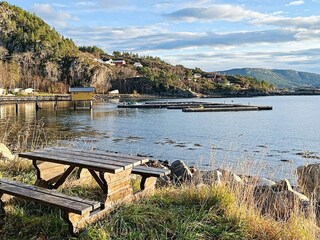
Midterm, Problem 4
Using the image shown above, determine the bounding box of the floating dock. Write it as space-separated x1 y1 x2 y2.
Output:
117 101 273 112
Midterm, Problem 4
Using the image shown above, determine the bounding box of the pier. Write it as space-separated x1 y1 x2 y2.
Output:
0 95 71 113
117 101 273 112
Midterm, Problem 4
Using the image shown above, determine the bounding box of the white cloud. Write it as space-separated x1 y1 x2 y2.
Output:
74 1 96 7
165 5 264 22
252 15 320 28
285 1 305 6
64 24 301 52
165 4 320 29
32 4 78 27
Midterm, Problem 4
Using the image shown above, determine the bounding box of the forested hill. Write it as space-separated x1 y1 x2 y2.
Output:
219 68 320 89
0 2 275 96
0 2 111 93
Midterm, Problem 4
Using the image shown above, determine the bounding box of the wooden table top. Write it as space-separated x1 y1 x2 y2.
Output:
18 147 149 174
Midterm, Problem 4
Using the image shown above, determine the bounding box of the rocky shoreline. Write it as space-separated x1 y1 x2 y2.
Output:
146 159 320 221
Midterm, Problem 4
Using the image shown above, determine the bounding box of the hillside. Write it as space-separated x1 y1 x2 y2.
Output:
219 68 320 88
0 2 275 96
0 2 112 93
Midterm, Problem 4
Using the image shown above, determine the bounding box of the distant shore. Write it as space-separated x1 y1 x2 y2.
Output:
0 90 319 104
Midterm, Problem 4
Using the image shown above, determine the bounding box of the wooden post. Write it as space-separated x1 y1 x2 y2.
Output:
35 96 40 111
15 99 18 114
73 101 77 110
90 100 93 109
54 96 58 111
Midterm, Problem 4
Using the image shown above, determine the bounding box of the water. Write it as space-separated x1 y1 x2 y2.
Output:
1 96 319 179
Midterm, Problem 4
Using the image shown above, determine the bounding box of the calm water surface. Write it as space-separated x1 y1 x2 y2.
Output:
1 96 319 179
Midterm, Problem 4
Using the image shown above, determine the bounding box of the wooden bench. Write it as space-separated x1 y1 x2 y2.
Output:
132 166 171 192
0 179 102 233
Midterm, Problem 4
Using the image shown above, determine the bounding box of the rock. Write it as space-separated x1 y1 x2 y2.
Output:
170 160 193 183
147 160 165 168
218 169 243 185
0 143 15 161
253 178 276 194
256 178 276 187
201 169 222 185
255 179 310 220
296 164 320 201
239 175 259 184
271 179 292 192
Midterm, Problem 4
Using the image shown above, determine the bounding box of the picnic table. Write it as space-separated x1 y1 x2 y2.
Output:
18 147 149 204
1 147 170 233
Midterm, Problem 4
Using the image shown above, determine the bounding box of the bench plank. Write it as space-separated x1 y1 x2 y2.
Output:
132 166 171 177
0 179 100 215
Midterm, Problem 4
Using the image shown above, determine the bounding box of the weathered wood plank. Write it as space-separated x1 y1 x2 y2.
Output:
0 180 100 214
18 152 123 173
53 147 149 163
35 149 137 169
132 166 171 177
0 179 100 209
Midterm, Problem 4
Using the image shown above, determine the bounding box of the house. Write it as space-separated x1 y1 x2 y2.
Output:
193 73 202 79
113 60 126 66
94 58 115 66
69 87 95 101
133 62 143 68
104 59 115 65
0 88 6 95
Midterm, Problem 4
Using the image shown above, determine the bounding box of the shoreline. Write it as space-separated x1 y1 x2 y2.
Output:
0 91 319 103
97 91 320 101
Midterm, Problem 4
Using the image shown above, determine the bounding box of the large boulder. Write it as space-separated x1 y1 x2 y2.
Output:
296 164 320 201
170 160 193 183
255 179 310 220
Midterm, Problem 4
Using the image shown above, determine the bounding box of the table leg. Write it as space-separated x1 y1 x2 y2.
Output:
50 166 76 189
32 160 74 189
33 160 66 187
88 170 108 194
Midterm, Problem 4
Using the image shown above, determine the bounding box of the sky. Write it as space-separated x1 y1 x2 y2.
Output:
5 0 320 73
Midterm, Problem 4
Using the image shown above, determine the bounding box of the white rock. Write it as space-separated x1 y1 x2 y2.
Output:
0 143 15 161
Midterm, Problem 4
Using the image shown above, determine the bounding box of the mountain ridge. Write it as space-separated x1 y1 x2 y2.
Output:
219 68 320 88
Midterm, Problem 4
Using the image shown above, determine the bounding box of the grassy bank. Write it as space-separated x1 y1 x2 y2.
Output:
0 158 319 240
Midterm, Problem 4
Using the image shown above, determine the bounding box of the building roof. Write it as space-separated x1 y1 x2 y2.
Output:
69 87 95 93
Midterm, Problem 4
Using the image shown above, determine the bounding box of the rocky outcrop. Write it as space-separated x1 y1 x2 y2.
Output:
254 179 309 220
296 164 320 201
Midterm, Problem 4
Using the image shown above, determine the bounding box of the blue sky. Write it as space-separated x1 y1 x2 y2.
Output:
6 0 320 73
